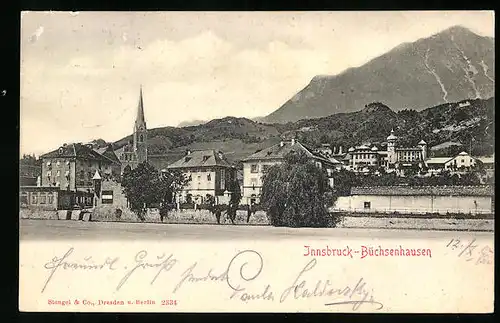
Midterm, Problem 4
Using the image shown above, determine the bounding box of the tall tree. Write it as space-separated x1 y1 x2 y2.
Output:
121 162 187 221
260 150 338 228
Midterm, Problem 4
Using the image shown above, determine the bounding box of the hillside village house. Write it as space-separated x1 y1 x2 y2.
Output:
347 145 387 172
476 154 495 171
167 149 237 205
425 151 478 174
241 139 337 205
344 130 427 174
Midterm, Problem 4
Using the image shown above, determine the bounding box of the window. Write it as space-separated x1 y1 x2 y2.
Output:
47 193 53 204
207 173 211 181
31 193 38 204
220 169 226 189
139 134 143 142
56 161 61 167
261 165 269 173
250 178 257 189
197 175 201 182
56 170 60 177
364 201 371 209
46 171 51 178
39 193 46 204
250 164 258 173
65 170 70 177
20 192 28 205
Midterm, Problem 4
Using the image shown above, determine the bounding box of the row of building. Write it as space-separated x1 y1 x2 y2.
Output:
316 130 494 175
20 87 495 211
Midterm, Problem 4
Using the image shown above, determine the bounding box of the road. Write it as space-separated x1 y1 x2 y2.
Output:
19 219 494 241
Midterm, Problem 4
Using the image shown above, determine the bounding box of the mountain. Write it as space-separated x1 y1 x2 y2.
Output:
177 119 209 127
103 98 494 166
262 25 495 124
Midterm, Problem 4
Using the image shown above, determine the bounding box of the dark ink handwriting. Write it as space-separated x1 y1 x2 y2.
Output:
116 250 177 291
42 247 119 293
225 249 274 302
173 262 227 293
280 259 383 311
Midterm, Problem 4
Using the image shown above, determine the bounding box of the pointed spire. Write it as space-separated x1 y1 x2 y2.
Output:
136 85 146 127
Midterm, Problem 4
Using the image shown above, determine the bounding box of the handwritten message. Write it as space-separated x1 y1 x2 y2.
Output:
41 248 383 311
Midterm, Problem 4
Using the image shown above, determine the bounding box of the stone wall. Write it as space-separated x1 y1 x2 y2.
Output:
334 194 493 215
19 207 87 220
351 185 494 197
337 216 494 231
91 208 269 225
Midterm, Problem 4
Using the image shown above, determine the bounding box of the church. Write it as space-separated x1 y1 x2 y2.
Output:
114 86 148 173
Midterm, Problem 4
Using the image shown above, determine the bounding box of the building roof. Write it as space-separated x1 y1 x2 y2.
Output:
387 129 397 141
167 150 234 169
241 140 332 165
395 147 422 151
351 185 494 197
41 143 111 163
425 157 453 164
476 156 495 164
328 157 342 164
418 140 427 145
148 152 187 170
430 141 463 151
458 151 469 156
371 146 379 151
94 146 121 165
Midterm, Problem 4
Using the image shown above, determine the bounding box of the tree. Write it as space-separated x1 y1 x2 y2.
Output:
158 169 189 221
260 150 338 228
226 179 242 223
121 162 187 221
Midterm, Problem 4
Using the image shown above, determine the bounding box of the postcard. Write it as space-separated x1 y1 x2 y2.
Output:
19 11 494 313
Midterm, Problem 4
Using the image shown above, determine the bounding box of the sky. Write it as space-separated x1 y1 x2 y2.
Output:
20 11 494 156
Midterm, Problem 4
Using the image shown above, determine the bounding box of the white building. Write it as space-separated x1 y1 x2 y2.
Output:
241 139 337 205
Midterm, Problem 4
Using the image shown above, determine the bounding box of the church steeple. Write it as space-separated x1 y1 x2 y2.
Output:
135 85 146 129
132 85 148 163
